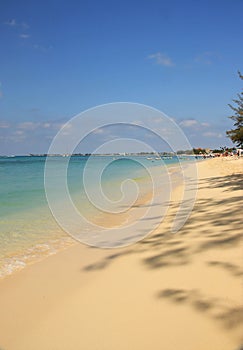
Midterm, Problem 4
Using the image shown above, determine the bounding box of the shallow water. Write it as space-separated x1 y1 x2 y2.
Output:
0 155 194 278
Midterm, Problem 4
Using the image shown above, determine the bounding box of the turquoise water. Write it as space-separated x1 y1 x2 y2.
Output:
0 155 192 278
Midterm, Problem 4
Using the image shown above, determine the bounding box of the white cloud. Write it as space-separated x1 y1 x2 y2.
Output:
132 120 145 127
60 122 73 135
18 122 40 130
43 123 51 128
0 121 10 128
157 127 174 136
4 19 17 26
16 121 61 133
151 117 164 124
4 20 31 47
21 22 29 30
33 44 53 52
201 122 210 127
203 131 223 138
4 19 30 30
15 130 25 135
61 123 72 130
19 34 30 39
179 119 211 129
148 52 174 67
92 128 105 135
179 119 198 127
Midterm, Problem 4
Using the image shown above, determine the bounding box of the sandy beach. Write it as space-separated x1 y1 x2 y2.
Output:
0 157 242 350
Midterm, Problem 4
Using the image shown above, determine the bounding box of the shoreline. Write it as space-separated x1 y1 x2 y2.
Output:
0 160 189 279
0 157 242 349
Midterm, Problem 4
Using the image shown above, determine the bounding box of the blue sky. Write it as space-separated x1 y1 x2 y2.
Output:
0 0 242 154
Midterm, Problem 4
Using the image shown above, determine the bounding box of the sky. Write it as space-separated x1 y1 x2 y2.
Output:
0 0 243 154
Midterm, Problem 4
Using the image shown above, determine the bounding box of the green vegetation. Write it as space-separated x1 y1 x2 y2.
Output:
192 148 207 155
226 71 243 147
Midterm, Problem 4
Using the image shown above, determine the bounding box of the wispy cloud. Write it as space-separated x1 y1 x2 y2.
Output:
4 19 29 29
4 19 54 53
18 121 58 130
43 123 51 128
21 22 29 30
195 51 220 65
179 119 198 128
18 122 40 130
33 44 53 52
179 119 211 129
59 122 73 136
201 122 210 127
148 52 174 67
4 19 31 44
0 121 10 128
92 128 105 135
4 19 17 27
14 130 25 136
19 33 30 39
203 131 223 138
178 118 227 147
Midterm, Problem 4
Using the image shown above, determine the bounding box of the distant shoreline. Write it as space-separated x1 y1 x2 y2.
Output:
1 153 207 158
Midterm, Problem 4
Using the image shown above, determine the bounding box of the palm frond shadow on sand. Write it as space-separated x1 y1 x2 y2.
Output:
156 287 243 330
82 172 243 333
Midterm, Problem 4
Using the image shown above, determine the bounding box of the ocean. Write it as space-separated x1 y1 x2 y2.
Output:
0 154 195 278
